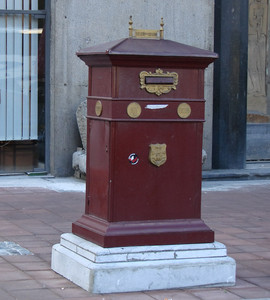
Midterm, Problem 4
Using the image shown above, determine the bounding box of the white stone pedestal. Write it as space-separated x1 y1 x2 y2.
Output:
51 233 236 294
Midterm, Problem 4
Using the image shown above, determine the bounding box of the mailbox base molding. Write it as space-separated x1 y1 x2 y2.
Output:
51 233 236 294
72 215 214 247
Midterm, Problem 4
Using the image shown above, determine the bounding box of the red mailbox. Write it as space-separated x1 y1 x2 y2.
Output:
73 22 218 248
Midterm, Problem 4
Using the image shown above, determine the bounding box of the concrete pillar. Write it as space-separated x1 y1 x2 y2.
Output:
213 0 248 169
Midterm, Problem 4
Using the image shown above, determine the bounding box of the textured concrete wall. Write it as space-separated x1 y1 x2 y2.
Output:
50 0 215 176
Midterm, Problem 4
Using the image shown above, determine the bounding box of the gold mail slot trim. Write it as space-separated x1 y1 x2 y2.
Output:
140 69 178 96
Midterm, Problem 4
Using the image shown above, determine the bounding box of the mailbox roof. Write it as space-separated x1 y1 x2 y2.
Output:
77 38 217 59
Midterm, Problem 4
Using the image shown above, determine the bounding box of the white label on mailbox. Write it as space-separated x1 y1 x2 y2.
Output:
145 104 168 110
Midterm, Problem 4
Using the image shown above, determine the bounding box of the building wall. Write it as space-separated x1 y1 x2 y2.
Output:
50 0 215 176
247 0 269 118
246 0 270 161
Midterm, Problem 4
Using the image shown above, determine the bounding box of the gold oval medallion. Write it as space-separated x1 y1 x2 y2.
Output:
95 100 103 117
177 103 191 119
127 102 142 119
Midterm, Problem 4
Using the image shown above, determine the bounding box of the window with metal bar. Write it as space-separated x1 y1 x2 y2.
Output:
0 0 45 141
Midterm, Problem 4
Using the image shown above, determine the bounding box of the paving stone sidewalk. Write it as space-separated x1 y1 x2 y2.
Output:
0 179 269 299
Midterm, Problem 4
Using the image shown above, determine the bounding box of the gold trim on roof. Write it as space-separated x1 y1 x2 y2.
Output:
129 16 164 40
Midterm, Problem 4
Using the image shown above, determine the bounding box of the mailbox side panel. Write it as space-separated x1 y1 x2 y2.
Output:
91 67 112 97
86 119 111 220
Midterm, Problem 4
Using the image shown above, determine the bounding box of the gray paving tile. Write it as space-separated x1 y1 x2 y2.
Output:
0 181 270 299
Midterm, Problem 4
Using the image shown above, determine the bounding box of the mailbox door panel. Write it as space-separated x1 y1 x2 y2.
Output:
112 121 202 222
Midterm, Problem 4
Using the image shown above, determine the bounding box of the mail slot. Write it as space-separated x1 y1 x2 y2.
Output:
72 22 218 248
145 76 174 84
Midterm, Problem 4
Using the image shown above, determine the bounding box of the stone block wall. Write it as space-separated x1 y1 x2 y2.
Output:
50 0 215 176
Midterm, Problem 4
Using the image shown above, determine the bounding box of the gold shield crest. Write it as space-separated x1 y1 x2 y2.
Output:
149 144 167 167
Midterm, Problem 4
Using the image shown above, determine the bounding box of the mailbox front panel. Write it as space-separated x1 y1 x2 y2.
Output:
116 67 204 99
